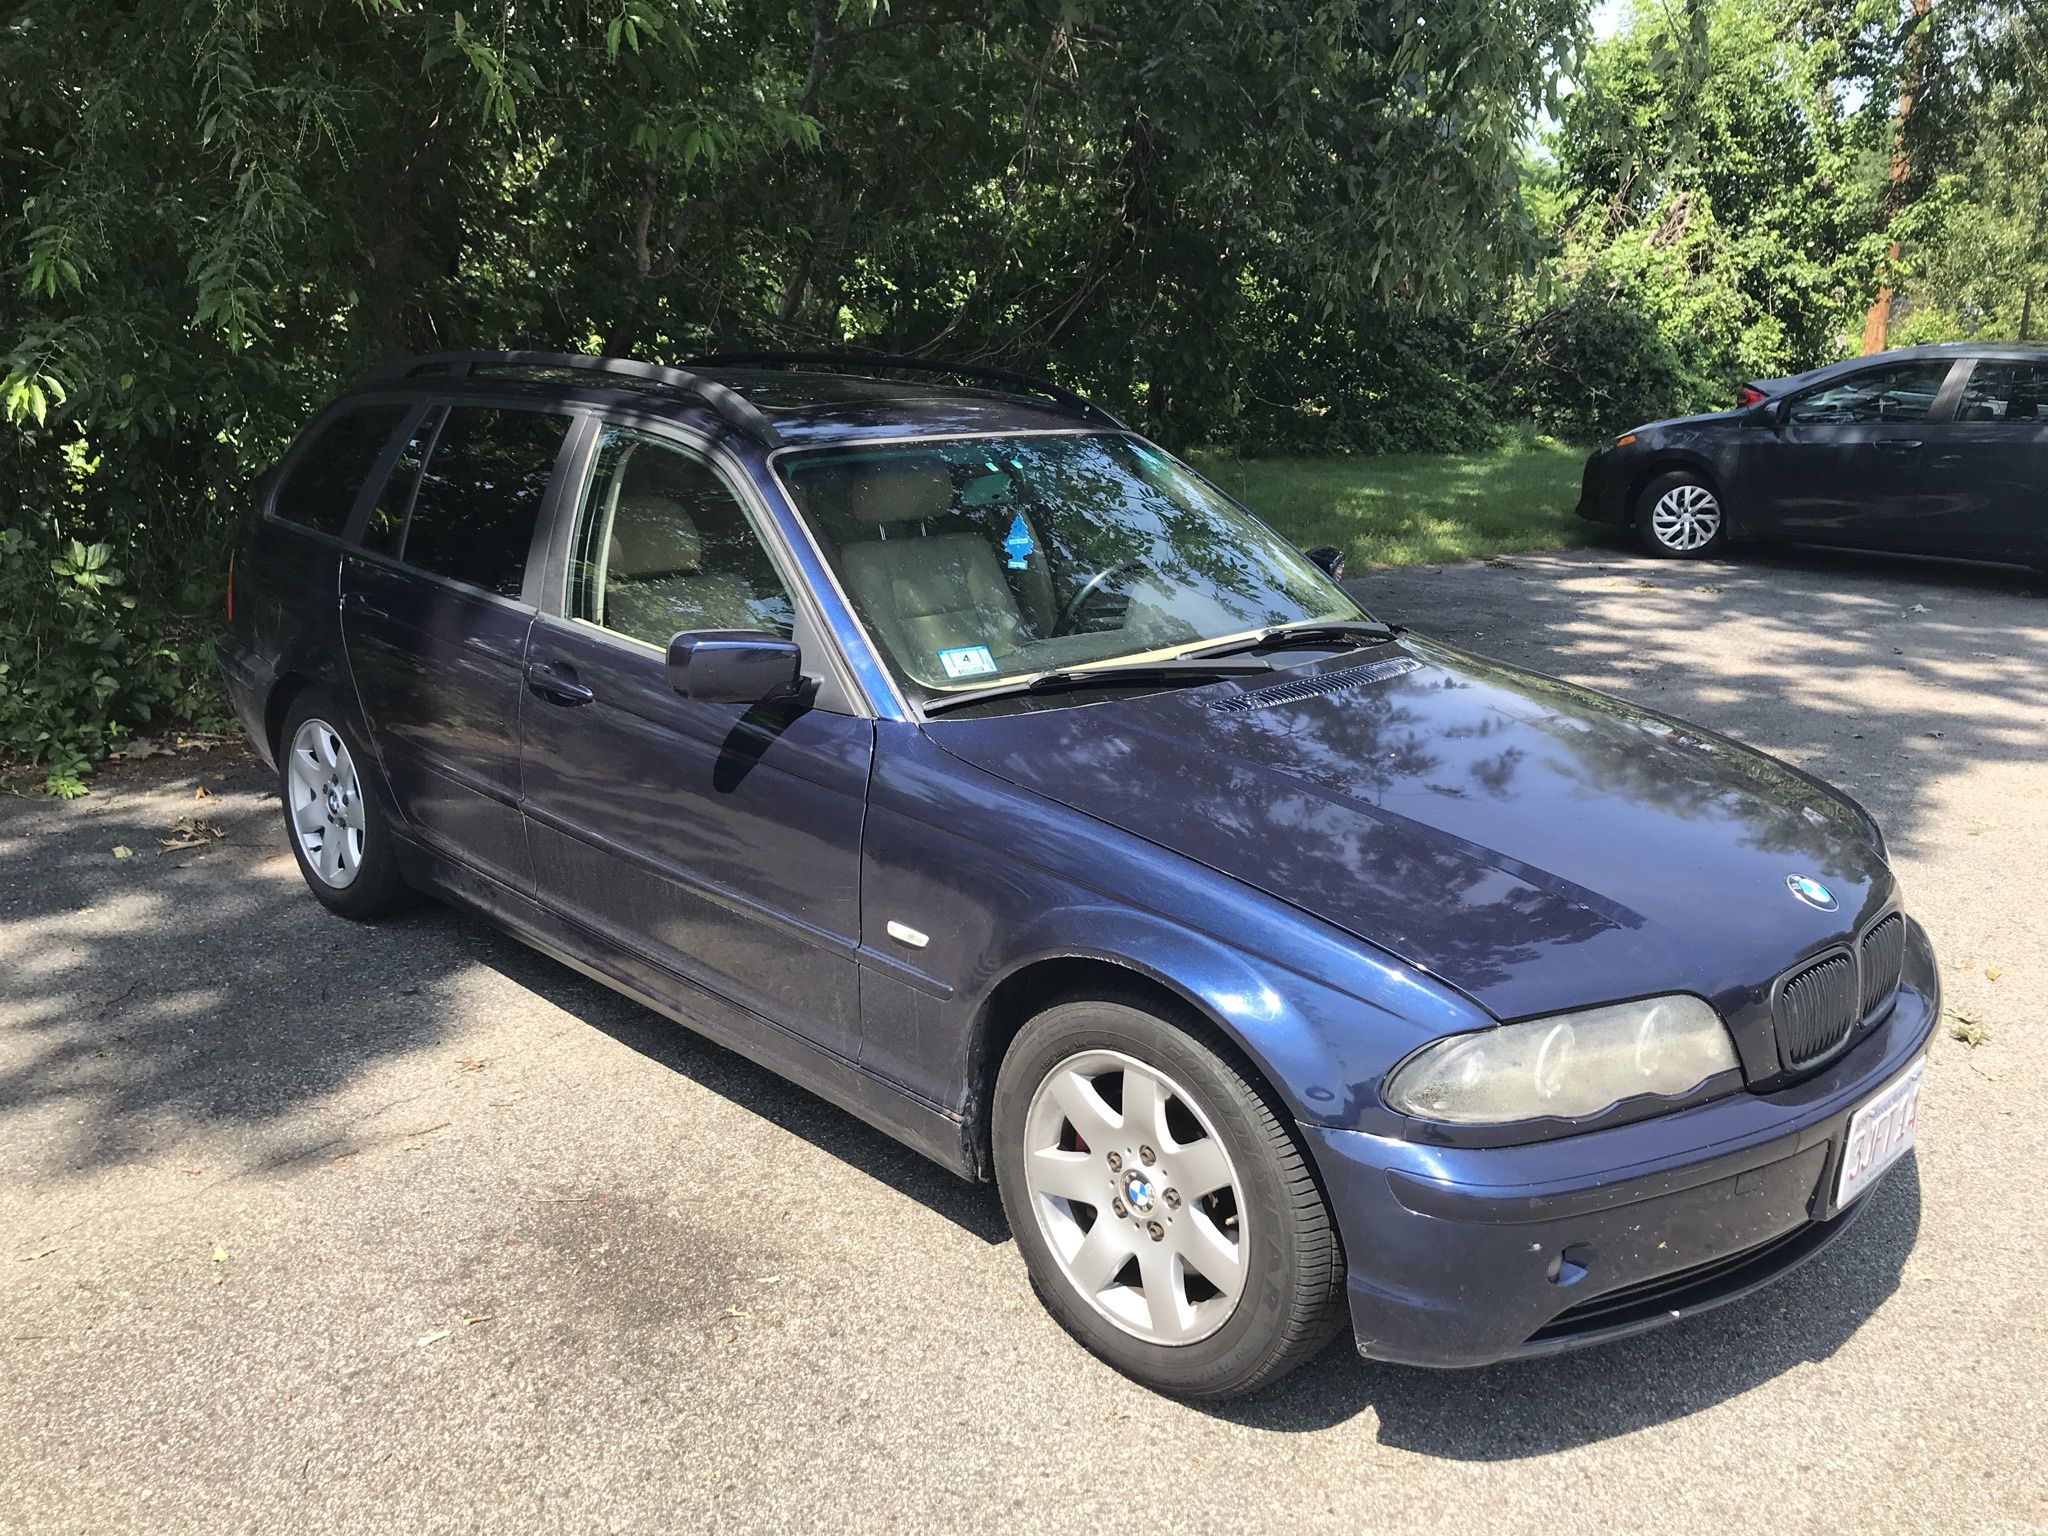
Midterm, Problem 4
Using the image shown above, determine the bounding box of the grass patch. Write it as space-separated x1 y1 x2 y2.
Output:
1194 435 1597 569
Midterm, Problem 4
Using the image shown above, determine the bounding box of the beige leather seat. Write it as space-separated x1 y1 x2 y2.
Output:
834 464 1025 678
602 492 762 642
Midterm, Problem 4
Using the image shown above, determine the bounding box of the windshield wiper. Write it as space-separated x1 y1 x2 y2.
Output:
921 657 1274 716
1177 619 1402 660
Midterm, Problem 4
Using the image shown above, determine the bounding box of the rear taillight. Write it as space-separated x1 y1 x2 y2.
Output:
226 550 235 622
1737 385 1766 407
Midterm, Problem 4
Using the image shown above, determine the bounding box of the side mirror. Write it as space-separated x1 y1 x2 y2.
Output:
666 630 803 704
1303 545 1348 581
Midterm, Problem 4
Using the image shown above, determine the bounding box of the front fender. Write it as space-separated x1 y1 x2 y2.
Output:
859 722 1491 1132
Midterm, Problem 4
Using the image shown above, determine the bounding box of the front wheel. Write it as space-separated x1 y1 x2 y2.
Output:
992 996 1346 1399
278 690 413 920
1635 471 1728 558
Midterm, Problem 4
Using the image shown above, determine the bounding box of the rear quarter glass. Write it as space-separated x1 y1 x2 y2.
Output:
274 405 410 536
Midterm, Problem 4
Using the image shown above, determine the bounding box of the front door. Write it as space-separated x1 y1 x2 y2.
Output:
519 425 872 1056
1743 359 1960 548
340 402 579 892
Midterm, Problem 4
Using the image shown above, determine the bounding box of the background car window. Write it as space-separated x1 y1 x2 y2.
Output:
400 407 569 597
1786 362 1953 425
361 409 440 556
568 430 795 647
1955 362 2048 424
273 405 406 536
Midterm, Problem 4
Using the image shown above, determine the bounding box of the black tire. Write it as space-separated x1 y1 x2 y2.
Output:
992 994 1346 1399
276 689 414 920
1634 469 1728 558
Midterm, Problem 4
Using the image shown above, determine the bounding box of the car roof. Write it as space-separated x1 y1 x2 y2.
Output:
337 352 1116 450
1753 341 2048 393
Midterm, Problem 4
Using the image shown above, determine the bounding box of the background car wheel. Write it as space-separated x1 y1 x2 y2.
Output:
992 994 1346 1399
1635 471 1728 558
278 690 413 920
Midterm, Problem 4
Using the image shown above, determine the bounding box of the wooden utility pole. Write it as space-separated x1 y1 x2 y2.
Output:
1863 0 1934 354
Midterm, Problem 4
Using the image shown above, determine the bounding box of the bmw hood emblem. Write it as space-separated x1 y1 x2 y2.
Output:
1785 874 1838 912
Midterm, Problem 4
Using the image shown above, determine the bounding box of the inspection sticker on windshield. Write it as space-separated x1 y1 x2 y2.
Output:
937 645 999 679
1833 1057 1923 1211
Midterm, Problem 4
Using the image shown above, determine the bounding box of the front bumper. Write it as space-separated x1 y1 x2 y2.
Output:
1574 445 1631 526
1304 919 1938 1368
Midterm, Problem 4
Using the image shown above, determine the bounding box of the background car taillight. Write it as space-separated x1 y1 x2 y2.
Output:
1736 385 1766 407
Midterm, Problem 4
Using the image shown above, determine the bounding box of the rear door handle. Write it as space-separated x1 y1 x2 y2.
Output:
1876 439 1923 451
526 662 594 706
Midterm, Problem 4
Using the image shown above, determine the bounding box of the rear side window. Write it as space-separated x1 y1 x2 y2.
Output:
1956 362 2048 424
273 405 407 536
1787 362 1953 426
400 407 570 598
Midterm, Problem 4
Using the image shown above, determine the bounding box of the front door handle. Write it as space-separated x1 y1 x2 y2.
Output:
526 662 594 706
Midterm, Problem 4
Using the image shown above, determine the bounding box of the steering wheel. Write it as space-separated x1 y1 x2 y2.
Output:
1054 560 1147 636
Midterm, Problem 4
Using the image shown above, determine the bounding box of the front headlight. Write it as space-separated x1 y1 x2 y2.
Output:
1383 995 1738 1125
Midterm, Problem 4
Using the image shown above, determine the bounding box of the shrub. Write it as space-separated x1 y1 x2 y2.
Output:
1485 286 1686 440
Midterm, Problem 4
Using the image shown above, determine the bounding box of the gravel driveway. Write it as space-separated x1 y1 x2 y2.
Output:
2 545 2042 1534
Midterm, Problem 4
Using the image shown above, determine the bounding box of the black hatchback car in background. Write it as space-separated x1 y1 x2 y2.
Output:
1579 342 2048 567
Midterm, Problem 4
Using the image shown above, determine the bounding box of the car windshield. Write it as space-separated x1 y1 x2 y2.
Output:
776 433 1362 694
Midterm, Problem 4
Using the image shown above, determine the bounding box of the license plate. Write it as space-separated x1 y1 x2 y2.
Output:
1833 1058 1924 1211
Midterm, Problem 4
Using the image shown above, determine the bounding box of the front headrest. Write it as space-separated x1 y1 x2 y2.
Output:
846 464 955 527
610 492 700 576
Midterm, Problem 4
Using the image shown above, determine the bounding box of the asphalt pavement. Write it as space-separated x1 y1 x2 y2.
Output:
2 543 2042 1533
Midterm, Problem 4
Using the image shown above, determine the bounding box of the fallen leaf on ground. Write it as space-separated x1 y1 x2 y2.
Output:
1924 731 1944 739
159 816 225 851
417 1328 454 1348
1985 966 2002 981
211 1244 229 1263
1908 603 1930 613
193 785 214 799
1693 583 1723 593
722 1305 749 1319
111 846 133 859
457 1057 489 1072
464 1314 495 1326
1945 1011 1990 1047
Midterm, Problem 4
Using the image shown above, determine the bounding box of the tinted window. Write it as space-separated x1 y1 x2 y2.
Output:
402 407 569 597
274 406 406 536
1787 362 1953 426
1955 362 2048 424
362 409 438 556
568 429 795 647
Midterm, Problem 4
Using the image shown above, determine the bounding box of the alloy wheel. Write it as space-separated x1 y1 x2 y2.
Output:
1020 1049 1247 1345
286 717 367 888
1649 482 1723 552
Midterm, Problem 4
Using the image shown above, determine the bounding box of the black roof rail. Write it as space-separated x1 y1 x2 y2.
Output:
362 350 785 448
684 350 1130 431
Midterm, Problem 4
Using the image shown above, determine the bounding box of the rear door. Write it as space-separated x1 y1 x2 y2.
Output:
340 402 583 893
519 422 872 1055
1744 359 1962 547
1913 359 2048 561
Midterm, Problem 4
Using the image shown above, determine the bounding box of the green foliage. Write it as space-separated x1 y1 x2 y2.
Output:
1488 285 1687 438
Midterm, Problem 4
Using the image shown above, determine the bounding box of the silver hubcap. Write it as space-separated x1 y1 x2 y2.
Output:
1650 483 1722 551
286 718 366 889
1021 1050 1247 1345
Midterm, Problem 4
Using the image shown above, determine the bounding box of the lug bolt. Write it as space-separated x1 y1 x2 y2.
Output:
1106 1151 1123 1171
1163 1188 1181 1209
1139 1145 1156 1166
1112 1198 1128 1218
1147 1221 1164 1242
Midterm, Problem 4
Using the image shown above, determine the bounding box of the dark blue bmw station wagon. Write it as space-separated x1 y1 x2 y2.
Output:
219 351 1936 1398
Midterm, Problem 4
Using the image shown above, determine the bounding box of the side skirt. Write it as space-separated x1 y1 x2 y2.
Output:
392 836 980 1178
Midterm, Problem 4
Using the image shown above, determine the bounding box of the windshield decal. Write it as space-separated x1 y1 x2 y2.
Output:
937 644 1000 679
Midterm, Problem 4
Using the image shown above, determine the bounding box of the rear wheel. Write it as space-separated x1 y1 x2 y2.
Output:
993 995 1346 1399
1635 470 1727 558
278 690 412 920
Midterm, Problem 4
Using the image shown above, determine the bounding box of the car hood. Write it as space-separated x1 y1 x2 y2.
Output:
924 639 1893 1021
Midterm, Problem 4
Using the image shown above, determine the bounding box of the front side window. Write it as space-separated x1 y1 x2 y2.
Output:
1787 362 1953 426
1955 362 2048 424
777 433 1359 692
274 405 407 536
400 407 569 598
568 429 795 648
